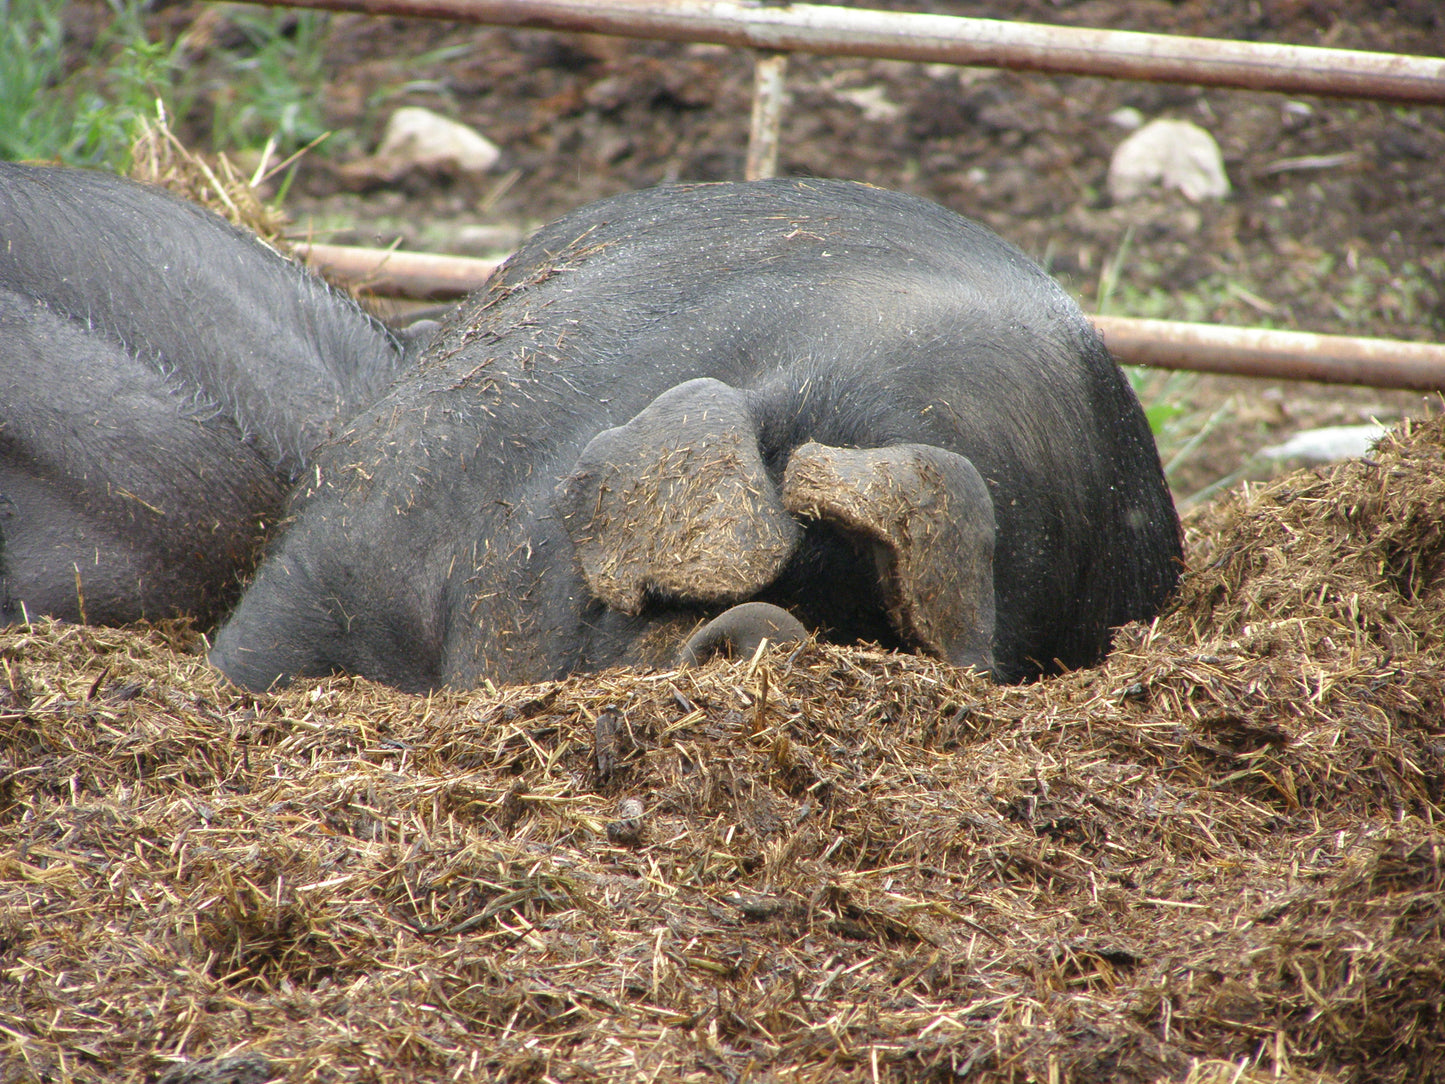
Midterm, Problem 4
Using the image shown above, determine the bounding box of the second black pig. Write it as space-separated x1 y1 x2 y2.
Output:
0 163 433 626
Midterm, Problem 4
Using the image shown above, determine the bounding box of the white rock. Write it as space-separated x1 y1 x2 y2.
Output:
376 106 500 173
1259 424 1389 464
1109 106 1144 130
835 85 903 123
1107 118 1230 202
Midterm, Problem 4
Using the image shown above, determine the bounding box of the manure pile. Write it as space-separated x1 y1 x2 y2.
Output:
2 420 1443 1084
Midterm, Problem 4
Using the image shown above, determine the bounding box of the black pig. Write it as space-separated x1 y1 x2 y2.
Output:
0 163 433 626
211 178 1181 691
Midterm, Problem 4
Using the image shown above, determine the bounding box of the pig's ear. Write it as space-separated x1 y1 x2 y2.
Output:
556 378 800 614
782 441 997 674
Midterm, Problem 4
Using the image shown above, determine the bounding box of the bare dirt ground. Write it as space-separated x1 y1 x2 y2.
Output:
3 4 1443 1083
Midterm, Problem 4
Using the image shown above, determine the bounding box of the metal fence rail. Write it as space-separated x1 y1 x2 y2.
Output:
265 0 1445 103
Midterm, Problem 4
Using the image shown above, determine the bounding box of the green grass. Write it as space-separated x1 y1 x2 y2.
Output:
204 6 331 156
0 0 179 167
1089 220 1445 498
0 0 331 171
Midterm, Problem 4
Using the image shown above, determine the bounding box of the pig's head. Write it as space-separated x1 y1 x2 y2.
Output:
555 378 998 674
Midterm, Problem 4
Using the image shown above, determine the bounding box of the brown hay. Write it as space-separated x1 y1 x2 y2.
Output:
2 418 1442 1084
128 108 292 250
1176 414 1445 665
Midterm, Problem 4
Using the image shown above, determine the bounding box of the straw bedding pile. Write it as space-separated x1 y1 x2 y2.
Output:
3 417 1442 1084
128 112 292 250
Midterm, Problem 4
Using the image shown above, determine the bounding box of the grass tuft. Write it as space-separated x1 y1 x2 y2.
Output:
0 0 331 170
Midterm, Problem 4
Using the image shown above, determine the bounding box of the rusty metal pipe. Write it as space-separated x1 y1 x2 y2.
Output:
1092 316 1445 393
296 242 502 299
298 242 1445 391
251 0 1445 103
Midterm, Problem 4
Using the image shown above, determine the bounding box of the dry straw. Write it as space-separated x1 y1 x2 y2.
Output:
128 106 294 250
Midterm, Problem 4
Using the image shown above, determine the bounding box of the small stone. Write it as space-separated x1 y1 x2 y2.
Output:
1107 118 1230 202
1109 106 1144 130
376 106 501 174
607 797 647 846
618 797 645 820
1259 424 1389 464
